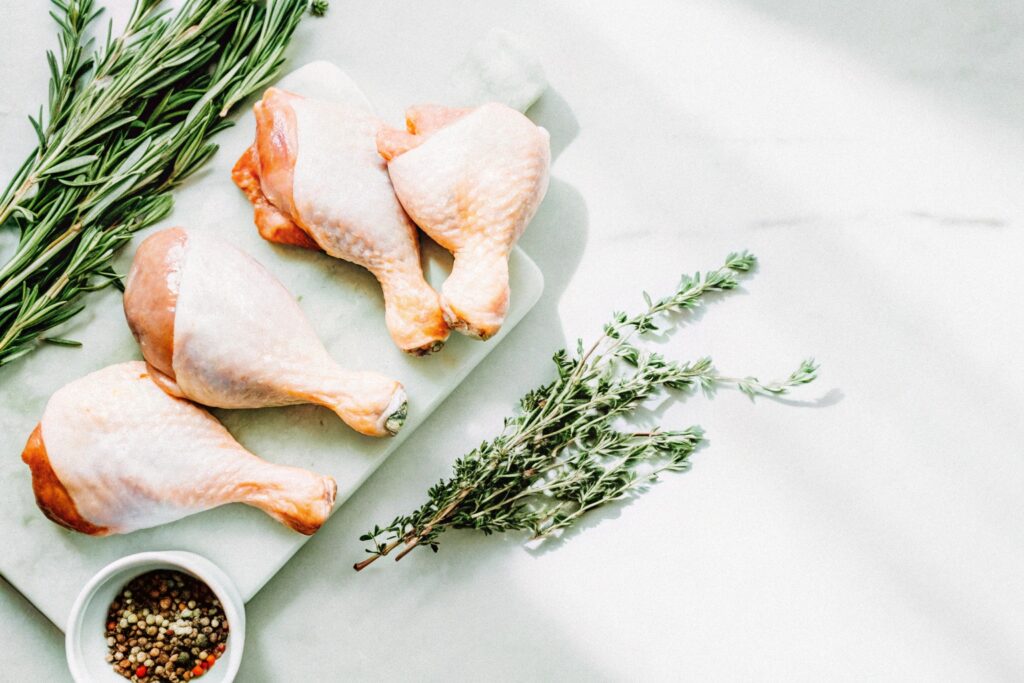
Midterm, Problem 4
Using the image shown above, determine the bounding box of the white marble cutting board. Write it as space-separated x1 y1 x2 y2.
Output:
0 61 543 628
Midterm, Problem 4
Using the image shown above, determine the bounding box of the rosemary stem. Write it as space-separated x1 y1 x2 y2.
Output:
0 223 82 298
0 177 38 227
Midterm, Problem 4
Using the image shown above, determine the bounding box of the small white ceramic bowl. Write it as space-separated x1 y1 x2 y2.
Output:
66 551 245 683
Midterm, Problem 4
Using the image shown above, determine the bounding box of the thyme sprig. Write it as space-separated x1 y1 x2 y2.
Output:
355 252 819 570
0 0 313 366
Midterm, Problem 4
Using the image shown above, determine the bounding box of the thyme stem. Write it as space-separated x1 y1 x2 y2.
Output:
355 252 820 570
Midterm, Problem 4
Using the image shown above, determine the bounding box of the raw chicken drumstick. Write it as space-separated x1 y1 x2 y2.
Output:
377 103 551 340
232 87 449 355
21 362 337 536
124 228 407 437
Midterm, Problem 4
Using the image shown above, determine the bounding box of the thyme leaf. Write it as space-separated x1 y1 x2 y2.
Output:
355 252 819 570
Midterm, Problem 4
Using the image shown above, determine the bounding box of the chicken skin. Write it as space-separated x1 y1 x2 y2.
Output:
123 228 407 437
377 103 550 340
21 362 337 536
232 87 449 355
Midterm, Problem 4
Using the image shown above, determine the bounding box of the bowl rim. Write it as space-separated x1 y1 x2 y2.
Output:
65 550 245 683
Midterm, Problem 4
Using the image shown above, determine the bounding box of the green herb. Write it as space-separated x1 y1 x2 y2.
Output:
310 0 330 17
0 0 313 366
355 252 818 570
41 336 83 347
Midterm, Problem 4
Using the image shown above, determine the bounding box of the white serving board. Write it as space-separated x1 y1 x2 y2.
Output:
0 62 543 628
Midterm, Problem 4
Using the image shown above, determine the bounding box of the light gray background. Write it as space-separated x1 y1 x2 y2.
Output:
2 0 1023 680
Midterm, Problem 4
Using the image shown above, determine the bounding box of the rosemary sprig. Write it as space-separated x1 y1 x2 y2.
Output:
0 0 314 366
355 252 818 570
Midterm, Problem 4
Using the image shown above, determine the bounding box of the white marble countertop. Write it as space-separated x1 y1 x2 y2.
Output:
3 1 1023 680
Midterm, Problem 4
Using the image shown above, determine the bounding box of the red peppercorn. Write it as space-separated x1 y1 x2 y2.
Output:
136 665 148 677
192 665 205 677
206 655 216 666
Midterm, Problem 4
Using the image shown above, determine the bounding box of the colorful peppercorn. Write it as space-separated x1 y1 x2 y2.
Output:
104 570 229 682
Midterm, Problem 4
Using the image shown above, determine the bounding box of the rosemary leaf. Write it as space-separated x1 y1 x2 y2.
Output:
41 336 83 347
0 0 314 366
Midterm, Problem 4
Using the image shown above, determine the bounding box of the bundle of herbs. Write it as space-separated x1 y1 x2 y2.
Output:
0 0 320 365
356 252 818 569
